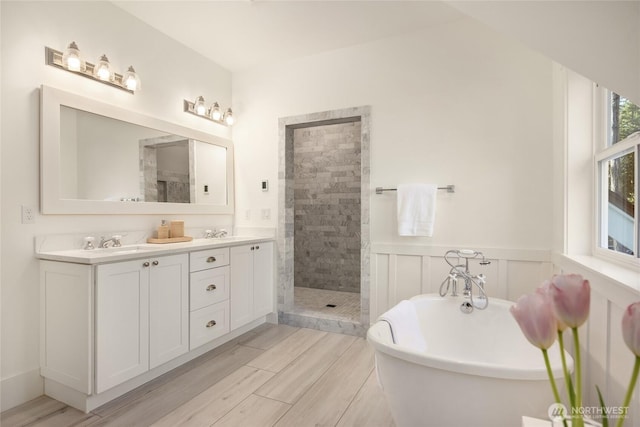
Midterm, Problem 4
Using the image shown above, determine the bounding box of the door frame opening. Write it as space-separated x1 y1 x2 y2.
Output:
277 106 371 333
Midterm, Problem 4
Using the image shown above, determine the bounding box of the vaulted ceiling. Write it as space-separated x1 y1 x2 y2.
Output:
113 1 466 72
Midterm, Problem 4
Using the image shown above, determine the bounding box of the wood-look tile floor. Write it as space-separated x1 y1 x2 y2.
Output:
1 324 395 427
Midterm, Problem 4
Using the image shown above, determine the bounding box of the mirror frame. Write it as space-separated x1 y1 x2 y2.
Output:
40 85 235 214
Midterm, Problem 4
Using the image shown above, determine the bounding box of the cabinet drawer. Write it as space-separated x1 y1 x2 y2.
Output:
190 266 229 311
190 247 229 272
189 301 229 350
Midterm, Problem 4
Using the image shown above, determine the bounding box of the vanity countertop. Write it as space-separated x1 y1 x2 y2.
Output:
36 236 274 265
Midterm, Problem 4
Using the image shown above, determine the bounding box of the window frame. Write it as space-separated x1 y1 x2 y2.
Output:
594 88 640 268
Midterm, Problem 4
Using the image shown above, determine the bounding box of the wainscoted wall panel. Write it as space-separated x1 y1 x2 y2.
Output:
552 255 640 425
505 260 555 301
393 255 422 302
370 244 553 320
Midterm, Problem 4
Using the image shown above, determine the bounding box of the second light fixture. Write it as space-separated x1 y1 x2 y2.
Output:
184 96 234 126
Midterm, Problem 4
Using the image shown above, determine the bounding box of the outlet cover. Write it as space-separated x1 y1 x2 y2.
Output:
21 205 35 224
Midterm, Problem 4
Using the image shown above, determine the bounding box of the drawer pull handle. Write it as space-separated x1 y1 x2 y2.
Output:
206 320 217 328
152 260 159 266
142 262 150 267
206 284 217 291
206 256 217 263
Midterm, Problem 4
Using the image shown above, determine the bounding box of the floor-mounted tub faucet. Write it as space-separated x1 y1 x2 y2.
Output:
439 249 491 311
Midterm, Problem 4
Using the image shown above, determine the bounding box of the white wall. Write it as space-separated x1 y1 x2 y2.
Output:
233 17 554 256
448 1 640 104
0 1 233 410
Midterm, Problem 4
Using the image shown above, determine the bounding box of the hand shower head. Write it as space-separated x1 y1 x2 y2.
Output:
458 249 477 258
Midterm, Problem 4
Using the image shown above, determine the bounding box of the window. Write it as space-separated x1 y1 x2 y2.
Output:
596 91 639 260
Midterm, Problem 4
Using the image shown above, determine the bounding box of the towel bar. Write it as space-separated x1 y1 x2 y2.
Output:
375 185 455 195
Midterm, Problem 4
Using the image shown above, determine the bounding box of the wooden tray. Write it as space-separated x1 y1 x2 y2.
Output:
146 236 193 244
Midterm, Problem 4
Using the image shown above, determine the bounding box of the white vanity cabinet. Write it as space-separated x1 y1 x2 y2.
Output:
230 242 274 330
38 237 274 412
95 253 188 393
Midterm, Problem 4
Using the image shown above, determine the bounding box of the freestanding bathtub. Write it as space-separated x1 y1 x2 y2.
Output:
367 294 572 427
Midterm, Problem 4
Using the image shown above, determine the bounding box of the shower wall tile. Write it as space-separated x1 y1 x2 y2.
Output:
293 122 361 293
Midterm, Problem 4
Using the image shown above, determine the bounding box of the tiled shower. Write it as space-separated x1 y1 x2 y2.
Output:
292 121 361 321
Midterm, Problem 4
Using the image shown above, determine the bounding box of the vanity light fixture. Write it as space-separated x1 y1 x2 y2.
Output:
122 66 141 92
45 42 140 94
61 41 84 72
223 108 234 126
209 102 222 121
194 96 207 115
183 96 235 126
94 54 113 81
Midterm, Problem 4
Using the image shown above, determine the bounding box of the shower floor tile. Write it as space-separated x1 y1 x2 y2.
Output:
293 287 360 322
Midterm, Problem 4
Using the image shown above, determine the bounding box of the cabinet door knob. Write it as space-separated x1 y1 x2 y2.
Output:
206 256 216 263
256 245 260 250
206 320 217 328
250 246 255 251
152 260 159 266
142 261 150 267
206 284 217 291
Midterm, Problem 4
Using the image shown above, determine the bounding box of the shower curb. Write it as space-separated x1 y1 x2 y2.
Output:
278 311 367 337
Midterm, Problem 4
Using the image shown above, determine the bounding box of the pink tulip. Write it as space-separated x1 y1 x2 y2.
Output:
510 292 558 349
537 281 568 331
622 302 640 356
549 274 590 329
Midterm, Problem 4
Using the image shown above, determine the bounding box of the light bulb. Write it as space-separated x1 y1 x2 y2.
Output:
223 108 234 126
62 41 83 71
209 102 222 121
194 96 206 115
122 66 140 91
94 54 112 81
66 56 81 71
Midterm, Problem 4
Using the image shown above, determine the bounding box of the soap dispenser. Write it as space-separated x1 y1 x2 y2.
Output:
157 220 169 239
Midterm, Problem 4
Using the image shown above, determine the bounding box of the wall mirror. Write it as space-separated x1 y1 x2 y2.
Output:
41 85 234 214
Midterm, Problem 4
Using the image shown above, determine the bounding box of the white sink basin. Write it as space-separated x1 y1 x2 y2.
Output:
91 245 159 254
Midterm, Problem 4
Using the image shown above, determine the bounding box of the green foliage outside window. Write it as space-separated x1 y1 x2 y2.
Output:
610 93 638 205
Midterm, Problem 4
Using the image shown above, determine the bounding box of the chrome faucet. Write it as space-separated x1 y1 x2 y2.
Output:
99 235 122 248
204 229 228 239
439 249 491 310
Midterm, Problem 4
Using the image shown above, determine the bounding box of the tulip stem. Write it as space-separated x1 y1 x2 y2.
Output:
558 330 576 408
616 356 640 427
543 348 568 427
572 327 584 427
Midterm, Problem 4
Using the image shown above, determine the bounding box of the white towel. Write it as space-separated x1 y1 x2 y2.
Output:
397 183 437 237
378 300 427 352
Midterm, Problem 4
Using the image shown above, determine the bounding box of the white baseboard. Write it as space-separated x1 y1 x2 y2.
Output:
1 368 44 412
